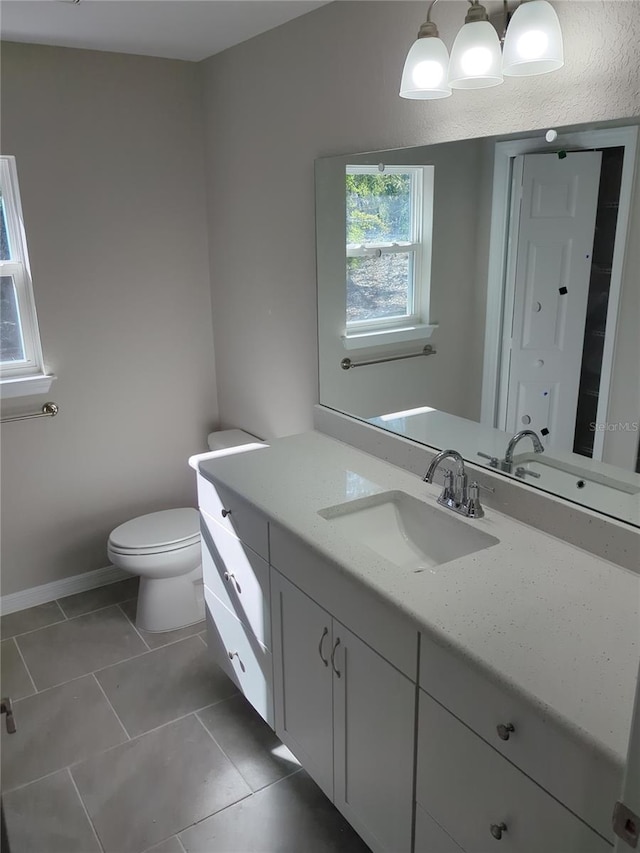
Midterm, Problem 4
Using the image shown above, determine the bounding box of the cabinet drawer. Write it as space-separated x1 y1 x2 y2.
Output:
414 804 463 853
270 524 418 680
419 634 620 841
204 586 274 727
197 474 269 561
417 690 610 853
201 512 271 648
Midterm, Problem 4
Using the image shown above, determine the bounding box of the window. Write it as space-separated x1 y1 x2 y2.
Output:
345 164 435 347
0 156 49 394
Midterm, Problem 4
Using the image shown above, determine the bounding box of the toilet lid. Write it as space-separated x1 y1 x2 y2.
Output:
109 508 200 551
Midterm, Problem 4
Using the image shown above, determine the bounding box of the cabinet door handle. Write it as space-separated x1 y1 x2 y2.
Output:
223 571 241 593
221 508 231 518
490 822 507 840
496 722 515 741
227 650 246 672
318 627 329 666
1 697 16 734
331 638 341 678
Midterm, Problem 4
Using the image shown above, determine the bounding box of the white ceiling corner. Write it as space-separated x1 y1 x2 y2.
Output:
0 0 332 62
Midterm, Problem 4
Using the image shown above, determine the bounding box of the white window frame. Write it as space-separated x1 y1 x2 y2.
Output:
343 164 436 349
0 156 52 396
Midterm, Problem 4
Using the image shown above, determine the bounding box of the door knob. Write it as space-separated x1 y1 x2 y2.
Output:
497 722 515 741
1 698 16 734
490 822 507 840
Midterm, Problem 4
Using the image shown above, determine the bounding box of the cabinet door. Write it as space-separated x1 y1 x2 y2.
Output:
417 690 611 853
271 571 334 800
333 622 415 853
201 512 271 648
204 586 273 726
414 804 463 853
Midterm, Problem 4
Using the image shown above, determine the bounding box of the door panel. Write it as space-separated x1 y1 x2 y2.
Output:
271 571 334 800
506 151 602 451
417 690 610 853
333 622 415 853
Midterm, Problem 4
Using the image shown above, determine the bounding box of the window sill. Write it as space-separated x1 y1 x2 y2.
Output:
342 324 438 351
0 373 56 399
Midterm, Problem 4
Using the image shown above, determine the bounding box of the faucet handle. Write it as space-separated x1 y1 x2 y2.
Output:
441 468 454 501
466 482 485 519
471 481 495 494
477 451 499 468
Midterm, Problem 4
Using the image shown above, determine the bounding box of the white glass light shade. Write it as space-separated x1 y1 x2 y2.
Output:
448 20 503 89
503 0 564 77
400 37 452 99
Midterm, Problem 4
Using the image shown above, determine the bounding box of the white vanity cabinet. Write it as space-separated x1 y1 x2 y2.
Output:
195 448 628 853
419 632 620 843
271 570 415 853
198 473 274 726
416 689 611 853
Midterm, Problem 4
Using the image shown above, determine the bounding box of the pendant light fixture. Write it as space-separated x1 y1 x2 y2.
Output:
502 0 564 76
399 0 451 99
399 0 564 100
448 1 503 89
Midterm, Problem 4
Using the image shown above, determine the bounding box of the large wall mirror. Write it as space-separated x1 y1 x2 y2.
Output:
316 118 640 527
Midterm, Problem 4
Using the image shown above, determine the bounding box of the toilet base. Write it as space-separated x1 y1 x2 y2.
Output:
136 566 204 632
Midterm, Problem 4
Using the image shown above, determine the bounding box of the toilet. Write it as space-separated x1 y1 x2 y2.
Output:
108 429 258 633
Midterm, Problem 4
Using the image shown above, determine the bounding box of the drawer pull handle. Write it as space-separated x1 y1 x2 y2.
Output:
221 508 231 518
318 627 329 666
331 638 341 678
228 650 245 672
497 723 515 741
223 571 242 593
490 822 507 840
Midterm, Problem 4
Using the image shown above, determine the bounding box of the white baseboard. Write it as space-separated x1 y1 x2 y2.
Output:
0 565 131 616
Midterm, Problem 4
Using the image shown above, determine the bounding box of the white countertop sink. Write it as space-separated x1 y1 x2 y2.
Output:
197 431 639 767
319 490 499 571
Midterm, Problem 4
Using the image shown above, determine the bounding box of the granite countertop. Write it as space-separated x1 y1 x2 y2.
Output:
197 430 640 768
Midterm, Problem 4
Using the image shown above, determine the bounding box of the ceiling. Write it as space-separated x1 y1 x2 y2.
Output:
0 0 331 62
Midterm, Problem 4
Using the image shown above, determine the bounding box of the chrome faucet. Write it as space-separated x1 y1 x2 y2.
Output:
503 429 544 473
423 449 485 519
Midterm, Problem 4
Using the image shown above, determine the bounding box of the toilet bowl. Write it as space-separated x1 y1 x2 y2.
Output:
108 508 203 633
108 429 259 633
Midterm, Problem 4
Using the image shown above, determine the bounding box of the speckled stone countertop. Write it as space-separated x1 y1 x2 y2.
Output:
197 431 640 767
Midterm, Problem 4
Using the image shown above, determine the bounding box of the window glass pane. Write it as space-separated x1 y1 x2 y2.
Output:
1 275 26 362
346 173 412 245
347 254 413 324
0 193 11 260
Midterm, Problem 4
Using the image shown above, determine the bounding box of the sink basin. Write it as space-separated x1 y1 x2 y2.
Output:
318 490 499 571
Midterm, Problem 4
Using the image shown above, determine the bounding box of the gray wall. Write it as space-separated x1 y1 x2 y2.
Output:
0 43 217 596
201 0 640 441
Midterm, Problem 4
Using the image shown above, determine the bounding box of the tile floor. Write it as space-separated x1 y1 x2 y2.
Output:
0 579 370 853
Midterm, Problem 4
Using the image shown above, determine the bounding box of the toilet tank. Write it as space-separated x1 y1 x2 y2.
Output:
207 429 259 451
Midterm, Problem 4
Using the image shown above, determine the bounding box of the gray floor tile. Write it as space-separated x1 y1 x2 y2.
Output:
143 836 185 853
96 635 237 737
1 675 128 791
16 605 148 690
0 638 36 700
0 601 66 639
58 577 139 618
72 714 251 853
120 597 205 649
2 769 101 853
179 769 371 853
198 694 299 791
